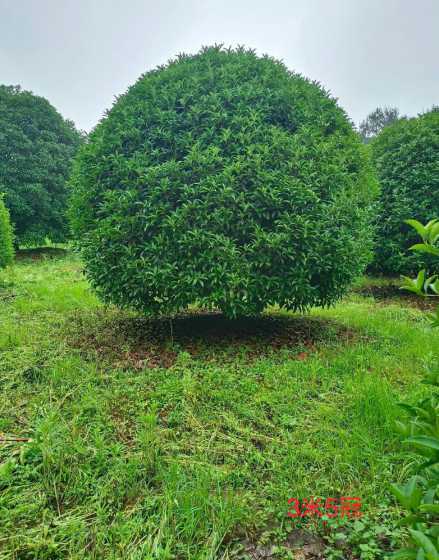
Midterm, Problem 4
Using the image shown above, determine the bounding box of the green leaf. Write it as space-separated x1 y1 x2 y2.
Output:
0 460 16 481
406 436 439 453
422 487 437 505
409 244 439 257
390 548 418 559
409 529 439 558
406 219 427 239
397 513 425 527
390 477 423 509
425 219 439 245
419 504 439 514
429 280 439 295
395 420 411 437
425 275 438 293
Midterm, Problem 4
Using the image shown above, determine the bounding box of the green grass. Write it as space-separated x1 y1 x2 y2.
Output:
0 253 438 559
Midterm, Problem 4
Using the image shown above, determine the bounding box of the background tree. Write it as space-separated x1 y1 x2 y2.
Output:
71 46 377 318
359 106 401 143
0 85 82 246
370 109 439 274
0 195 14 269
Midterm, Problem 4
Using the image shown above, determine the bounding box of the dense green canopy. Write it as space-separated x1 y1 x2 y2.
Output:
371 109 439 274
0 85 82 245
71 46 377 317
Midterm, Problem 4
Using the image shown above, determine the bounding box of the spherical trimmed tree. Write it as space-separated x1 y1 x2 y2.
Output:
371 109 439 275
0 85 82 246
70 46 377 318
0 195 14 269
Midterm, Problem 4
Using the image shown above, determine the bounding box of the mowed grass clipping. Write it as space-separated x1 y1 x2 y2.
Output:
0 253 438 559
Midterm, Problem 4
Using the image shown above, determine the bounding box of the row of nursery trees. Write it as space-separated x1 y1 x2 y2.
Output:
0 47 437 294
0 78 437 281
0 46 438 557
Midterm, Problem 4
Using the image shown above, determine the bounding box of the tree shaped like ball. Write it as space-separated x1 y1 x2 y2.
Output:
71 46 377 317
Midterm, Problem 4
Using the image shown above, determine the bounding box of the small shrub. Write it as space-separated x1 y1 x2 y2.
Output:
390 372 439 559
371 110 439 275
390 218 439 558
401 218 439 326
70 46 377 318
0 195 14 269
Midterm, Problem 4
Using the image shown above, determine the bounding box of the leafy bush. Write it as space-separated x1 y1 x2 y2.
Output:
371 110 439 275
0 85 82 245
401 219 439 327
391 218 439 558
0 195 14 269
390 372 439 559
70 46 377 318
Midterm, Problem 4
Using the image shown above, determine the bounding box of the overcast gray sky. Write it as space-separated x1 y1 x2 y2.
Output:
1 0 438 131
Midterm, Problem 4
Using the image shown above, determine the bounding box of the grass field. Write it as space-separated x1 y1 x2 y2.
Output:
1 251 438 559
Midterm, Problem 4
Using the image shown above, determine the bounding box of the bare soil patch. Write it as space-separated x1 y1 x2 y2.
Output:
16 247 68 260
66 309 360 369
354 282 436 310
